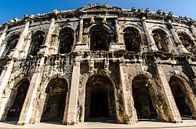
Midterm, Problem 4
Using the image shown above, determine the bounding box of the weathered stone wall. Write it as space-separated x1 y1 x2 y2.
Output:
0 4 195 126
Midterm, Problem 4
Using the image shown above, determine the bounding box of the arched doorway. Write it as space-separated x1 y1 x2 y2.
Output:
85 75 116 122
123 27 141 52
132 75 157 120
41 78 68 122
3 34 19 57
58 27 74 54
90 26 111 51
152 29 169 52
29 31 45 56
6 78 30 121
169 76 192 118
178 32 195 54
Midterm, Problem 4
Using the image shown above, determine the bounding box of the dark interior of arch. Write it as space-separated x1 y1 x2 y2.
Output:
90 26 110 51
58 28 74 54
90 86 109 118
152 29 169 52
29 31 45 56
85 75 116 122
132 75 157 120
124 27 141 52
41 78 68 122
178 32 195 53
4 34 19 56
169 76 192 117
7 79 30 121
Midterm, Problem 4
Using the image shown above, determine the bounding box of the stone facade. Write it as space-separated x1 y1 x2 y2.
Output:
0 4 196 125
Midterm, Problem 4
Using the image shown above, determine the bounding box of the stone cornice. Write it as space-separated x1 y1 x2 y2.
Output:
1 4 195 31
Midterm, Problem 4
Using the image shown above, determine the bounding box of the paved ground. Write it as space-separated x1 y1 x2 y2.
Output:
0 120 196 129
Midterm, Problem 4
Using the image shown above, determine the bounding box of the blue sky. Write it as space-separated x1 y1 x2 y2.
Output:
0 0 196 25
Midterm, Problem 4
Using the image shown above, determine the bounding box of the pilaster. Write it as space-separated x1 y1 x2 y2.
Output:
17 57 45 125
74 18 89 52
48 25 59 55
13 21 30 59
190 25 196 38
141 17 158 51
0 25 8 57
156 65 182 123
186 59 196 119
110 19 125 51
22 33 32 58
0 74 15 121
119 63 137 124
64 57 81 125
192 77 196 119
186 80 196 119
186 58 196 79
115 19 120 43
33 92 46 124
167 22 189 54
39 18 56 55
0 60 14 105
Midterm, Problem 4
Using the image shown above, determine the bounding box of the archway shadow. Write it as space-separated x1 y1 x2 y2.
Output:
181 115 193 120
85 75 117 124
40 78 68 124
86 117 116 123
0 121 17 125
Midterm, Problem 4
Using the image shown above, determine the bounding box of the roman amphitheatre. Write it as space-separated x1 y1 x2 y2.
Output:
0 4 196 128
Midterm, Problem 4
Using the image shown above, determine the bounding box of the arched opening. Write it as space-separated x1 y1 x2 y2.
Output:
132 75 157 120
29 31 45 56
41 78 68 122
85 75 116 122
152 29 169 52
123 27 141 52
6 78 30 121
178 32 195 53
4 34 19 56
90 26 110 51
58 27 74 54
169 76 192 118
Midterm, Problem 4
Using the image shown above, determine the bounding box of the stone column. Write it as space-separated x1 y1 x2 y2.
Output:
190 25 196 38
32 92 47 124
64 57 80 125
189 62 196 119
78 18 83 44
190 57 196 89
13 21 30 59
141 17 158 51
0 60 14 104
39 18 55 55
17 57 45 125
119 63 137 124
0 74 15 121
48 25 59 55
115 19 120 43
0 25 8 57
187 81 196 119
192 77 196 118
187 59 196 119
192 76 196 90
22 33 32 58
180 58 196 119
167 22 189 54
110 19 125 51
74 18 88 52
156 65 182 123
